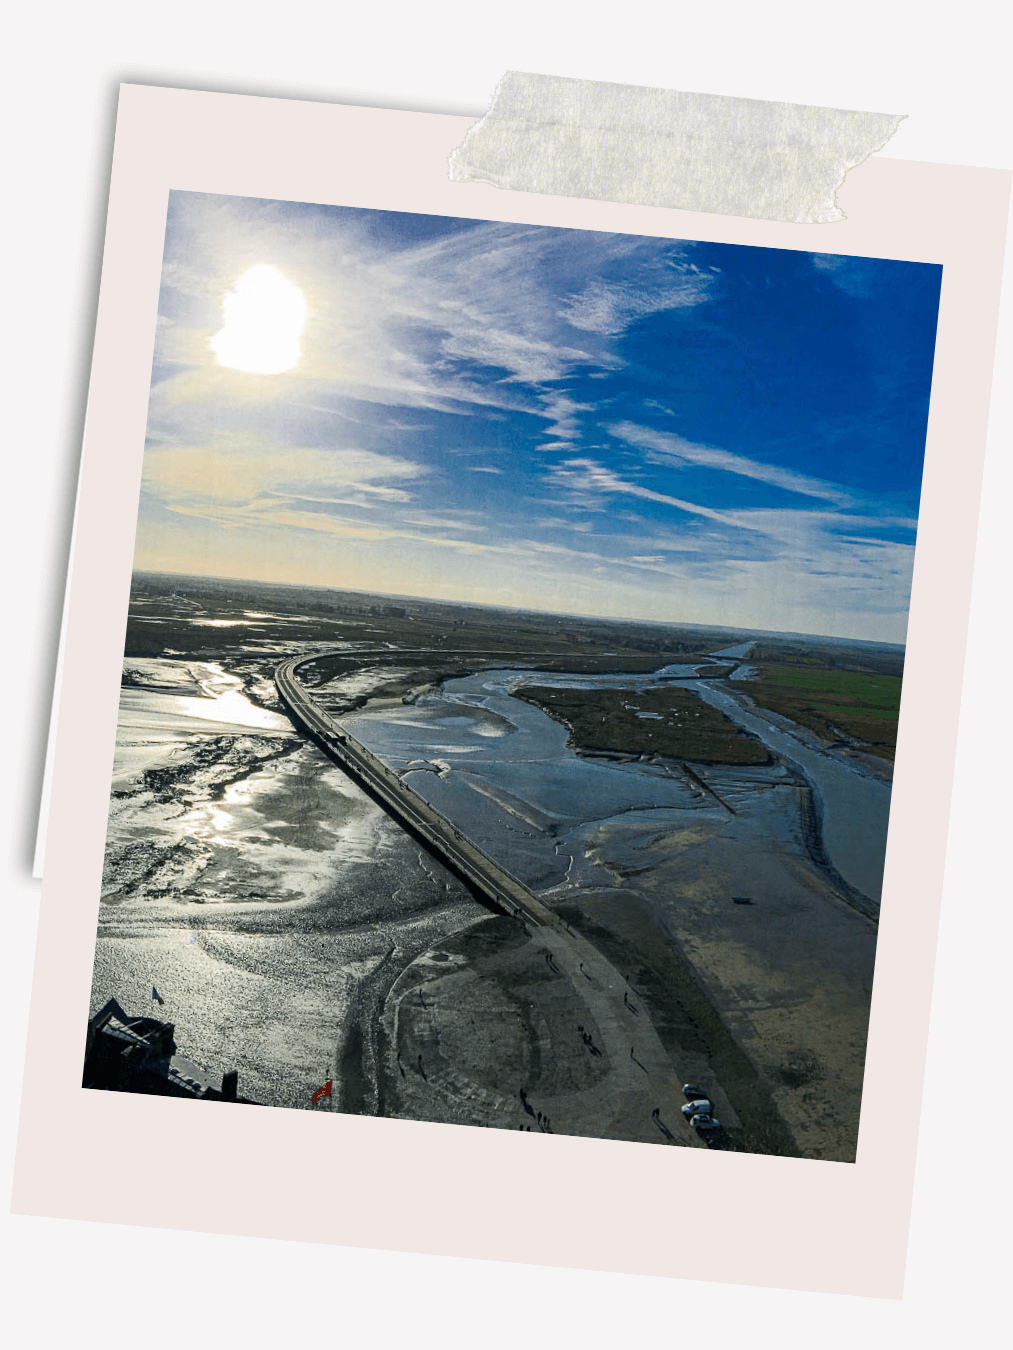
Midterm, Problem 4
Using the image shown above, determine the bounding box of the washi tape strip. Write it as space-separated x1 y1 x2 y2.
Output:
449 71 905 224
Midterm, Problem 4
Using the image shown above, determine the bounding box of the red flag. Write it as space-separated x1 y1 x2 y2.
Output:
311 1079 332 1104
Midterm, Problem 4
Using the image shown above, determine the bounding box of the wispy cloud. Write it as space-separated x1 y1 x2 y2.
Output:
143 444 425 507
560 261 712 336
154 203 715 429
550 457 760 530
808 252 872 298
401 512 487 533
612 422 854 506
536 393 596 449
718 507 918 542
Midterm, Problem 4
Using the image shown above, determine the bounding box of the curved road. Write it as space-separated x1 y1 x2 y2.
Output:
274 652 712 1146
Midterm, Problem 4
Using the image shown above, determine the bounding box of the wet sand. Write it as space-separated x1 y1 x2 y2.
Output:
549 773 877 1161
93 654 879 1158
341 667 880 1158
95 660 488 1109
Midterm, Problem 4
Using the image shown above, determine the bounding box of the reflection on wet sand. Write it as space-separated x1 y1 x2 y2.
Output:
337 665 880 1159
96 658 487 1110
95 645 884 1160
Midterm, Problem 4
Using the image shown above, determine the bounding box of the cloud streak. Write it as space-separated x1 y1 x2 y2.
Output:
550 457 756 530
611 422 854 506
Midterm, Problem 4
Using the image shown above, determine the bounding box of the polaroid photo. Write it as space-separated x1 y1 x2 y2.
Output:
14 85 1010 1297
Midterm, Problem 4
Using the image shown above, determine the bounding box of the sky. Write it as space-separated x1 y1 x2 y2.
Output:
135 191 942 642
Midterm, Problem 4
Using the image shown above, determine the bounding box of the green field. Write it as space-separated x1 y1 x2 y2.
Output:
513 685 770 765
744 663 902 759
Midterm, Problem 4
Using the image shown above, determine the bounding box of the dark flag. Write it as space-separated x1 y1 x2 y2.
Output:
311 1079 333 1104
152 986 164 1006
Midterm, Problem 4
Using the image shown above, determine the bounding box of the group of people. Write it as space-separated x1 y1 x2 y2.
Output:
577 1024 603 1057
519 1087 553 1133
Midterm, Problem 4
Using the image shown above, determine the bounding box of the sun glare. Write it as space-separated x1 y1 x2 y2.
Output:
211 264 307 374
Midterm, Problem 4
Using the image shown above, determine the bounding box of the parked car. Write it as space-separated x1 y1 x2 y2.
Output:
691 1113 721 1131
681 1099 713 1119
682 1083 708 1099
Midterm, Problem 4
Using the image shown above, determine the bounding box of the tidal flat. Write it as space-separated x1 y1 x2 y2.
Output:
90 574 898 1159
96 659 486 1110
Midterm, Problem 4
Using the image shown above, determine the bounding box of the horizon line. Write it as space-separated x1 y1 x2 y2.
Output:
130 566 907 652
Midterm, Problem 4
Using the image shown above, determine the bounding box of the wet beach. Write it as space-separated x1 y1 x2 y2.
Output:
93 627 887 1158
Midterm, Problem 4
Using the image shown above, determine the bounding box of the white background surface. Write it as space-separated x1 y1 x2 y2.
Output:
2 3 1008 1345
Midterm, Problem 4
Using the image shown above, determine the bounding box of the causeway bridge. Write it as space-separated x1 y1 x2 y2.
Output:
274 655 555 930
274 652 717 1147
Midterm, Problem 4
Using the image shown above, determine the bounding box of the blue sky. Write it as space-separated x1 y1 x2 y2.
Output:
136 191 941 642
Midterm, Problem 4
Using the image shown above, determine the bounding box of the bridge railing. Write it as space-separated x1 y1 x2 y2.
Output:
275 657 547 927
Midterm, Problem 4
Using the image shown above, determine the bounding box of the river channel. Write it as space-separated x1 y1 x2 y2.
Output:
338 664 892 911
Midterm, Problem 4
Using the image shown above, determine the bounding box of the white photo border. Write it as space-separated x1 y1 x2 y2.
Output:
13 84 1011 1298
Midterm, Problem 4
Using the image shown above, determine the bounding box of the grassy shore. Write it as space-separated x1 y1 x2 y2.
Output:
742 664 901 760
513 684 770 765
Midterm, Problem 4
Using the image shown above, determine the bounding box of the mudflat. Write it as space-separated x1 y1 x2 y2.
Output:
89 578 896 1159
553 786 877 1161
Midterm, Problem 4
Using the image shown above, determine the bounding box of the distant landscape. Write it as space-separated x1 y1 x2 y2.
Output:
125 569 904 759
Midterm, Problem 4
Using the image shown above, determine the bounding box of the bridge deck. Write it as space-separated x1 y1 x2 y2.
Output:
275 656 553 929
273 653 715 1148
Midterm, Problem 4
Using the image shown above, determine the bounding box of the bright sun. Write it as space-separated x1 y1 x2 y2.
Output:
211 264 307 374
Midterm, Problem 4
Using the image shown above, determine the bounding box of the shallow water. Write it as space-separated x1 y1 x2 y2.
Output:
344 669 715 891
709 641 755 659
121 661 289 727
692 681 891 903
96 656 486 1108
343 665 891 906
111 664 292 787
95 650 884 1122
